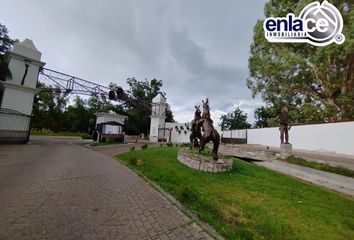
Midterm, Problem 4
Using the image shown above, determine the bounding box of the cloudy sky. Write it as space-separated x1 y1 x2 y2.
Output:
1 0 268 124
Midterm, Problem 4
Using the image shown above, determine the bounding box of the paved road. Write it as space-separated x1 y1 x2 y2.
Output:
0 136 211 240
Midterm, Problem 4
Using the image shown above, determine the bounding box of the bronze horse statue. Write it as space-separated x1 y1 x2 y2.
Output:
190 106 202 149
198 98 220 160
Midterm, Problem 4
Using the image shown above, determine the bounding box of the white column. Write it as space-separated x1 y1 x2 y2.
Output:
1 39 45 115
149 94 166 142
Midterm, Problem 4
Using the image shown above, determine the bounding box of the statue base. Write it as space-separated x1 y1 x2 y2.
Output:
177 149 233 173
280 143 293 159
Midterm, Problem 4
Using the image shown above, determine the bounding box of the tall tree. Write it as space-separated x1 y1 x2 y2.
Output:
32 83 69 131
166 104 175 123
254 106 275 128
220 107 251 130
247 1 354 122
0 23 18 80
65 96 91 132
87 95 125 115
110 77 174 135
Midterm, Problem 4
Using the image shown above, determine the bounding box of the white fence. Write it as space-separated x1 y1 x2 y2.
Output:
221 129 247 144
0 108 31 143
245 121 354 156
222 129 247 139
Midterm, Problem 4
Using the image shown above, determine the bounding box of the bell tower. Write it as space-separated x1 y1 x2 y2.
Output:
149 93 166 142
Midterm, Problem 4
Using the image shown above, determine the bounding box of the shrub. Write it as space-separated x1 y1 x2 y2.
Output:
141 144 148 150
166 142 173 147
136 159 144 167
179 185 199 203
129 156 137 166
130 146 135 151
80 133 92 139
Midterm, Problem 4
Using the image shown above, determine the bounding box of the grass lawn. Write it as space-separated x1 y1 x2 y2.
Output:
282 156 354 178
31 129 91 139
90 141 126 147
117 147 354 240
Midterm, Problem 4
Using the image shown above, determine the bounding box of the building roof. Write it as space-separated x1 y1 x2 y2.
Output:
94 112 127 119
152 93 166 104
12 39 42 61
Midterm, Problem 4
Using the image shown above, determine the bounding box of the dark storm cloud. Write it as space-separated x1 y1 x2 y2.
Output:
166 26 254 118
1 0 267 123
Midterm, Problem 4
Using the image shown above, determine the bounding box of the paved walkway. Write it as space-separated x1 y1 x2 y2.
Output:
255 160 354 197
0 136 211 240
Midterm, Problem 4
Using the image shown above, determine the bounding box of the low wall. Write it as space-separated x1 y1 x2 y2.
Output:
246 121 354 156
218 145 277 161
177 149 233 173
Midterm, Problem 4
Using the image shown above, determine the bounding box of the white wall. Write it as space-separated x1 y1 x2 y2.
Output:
1 86 36 115
246 121 354 156
150 117 165 142
165 122 190 143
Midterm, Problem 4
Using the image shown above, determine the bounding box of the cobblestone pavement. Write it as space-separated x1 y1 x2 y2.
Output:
0 137 212 240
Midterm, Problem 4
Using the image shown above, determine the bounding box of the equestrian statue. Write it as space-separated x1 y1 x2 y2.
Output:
198 98 220 160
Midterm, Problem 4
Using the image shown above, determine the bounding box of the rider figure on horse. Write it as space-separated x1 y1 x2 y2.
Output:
197 98 220 160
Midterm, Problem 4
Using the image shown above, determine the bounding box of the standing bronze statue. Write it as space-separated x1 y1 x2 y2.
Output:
198 98 220 160
190 106 202 149
276 106 291 144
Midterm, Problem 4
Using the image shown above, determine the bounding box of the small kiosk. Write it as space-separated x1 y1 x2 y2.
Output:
94 112 127 142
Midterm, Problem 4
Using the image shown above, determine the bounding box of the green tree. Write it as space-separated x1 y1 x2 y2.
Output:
166 104 175 123
32 83 69 131
0 23 18 80
110 77 174 135
65 96 91 132
87 95 125 115
247 1 354 122
254 106 275 128
220 107 251 130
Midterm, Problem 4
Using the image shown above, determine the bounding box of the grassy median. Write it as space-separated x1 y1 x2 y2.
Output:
116 147 354 240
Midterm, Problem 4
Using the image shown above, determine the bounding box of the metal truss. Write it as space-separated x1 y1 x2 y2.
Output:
38 68 112 98
37 68 150 111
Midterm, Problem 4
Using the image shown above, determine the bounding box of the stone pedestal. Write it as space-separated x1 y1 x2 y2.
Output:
177 149 233 173
280 143 293 159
